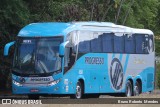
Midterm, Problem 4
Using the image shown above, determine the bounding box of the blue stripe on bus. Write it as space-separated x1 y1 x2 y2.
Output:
124 54 129 74
112 54 115 59
119 54 123 61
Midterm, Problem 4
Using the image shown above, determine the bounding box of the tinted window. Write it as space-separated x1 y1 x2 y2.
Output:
135 34 146 54
78 31 92 53
101 33 114 53
125 35 135 53
91 36 102 52
114 35 124 53
79 40 90 53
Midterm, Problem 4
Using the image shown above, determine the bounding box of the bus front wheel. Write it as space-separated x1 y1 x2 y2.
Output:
125 80 133 97
71 81 83 99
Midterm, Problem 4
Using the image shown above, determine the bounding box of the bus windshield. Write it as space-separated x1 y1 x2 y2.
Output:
13 37 63 75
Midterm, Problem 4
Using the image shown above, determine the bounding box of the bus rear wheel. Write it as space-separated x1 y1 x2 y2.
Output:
125 80 133 97
71 81 83 99
134 81 140 96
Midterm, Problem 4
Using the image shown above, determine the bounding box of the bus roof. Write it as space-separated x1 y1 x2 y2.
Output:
18 22 154 37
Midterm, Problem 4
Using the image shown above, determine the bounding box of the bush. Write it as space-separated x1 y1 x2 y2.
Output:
156 64 160 89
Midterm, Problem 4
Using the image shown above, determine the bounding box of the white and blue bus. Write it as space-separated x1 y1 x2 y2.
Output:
4 22 155 99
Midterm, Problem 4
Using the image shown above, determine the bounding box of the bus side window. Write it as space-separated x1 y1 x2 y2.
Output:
135 34 147 54
64 47 70 72
91 33 102 52
64 47 76 73
101 33 114 53
125 34 135 54
68 48 76 68
78 31 92 53
114 35 125 53
78 41 90 53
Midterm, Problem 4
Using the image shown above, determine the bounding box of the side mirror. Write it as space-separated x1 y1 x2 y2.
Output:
4 41 15 56
59 41 69 57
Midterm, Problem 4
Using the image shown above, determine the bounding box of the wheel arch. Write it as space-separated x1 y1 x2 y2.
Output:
125 76 134 96
135 77 142 94
76 76 85 93
125 76 134 88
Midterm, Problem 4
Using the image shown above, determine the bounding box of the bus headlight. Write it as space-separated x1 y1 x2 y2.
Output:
13 80 22 86
48 79 60 86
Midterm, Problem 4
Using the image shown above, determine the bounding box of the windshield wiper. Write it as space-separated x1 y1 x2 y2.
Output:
12 68 21 73
38 61 48 73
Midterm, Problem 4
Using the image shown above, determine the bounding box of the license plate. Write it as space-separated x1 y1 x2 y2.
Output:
30 89 39 92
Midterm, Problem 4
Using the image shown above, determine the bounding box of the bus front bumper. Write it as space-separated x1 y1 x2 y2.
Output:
12 83 66 95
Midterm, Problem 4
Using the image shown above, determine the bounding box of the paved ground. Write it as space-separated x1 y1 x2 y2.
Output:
0 90 160 98
0 90 160 107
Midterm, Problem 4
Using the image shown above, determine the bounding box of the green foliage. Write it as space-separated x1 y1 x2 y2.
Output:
0 0 30 89
156 64 160 89
0 0 29 36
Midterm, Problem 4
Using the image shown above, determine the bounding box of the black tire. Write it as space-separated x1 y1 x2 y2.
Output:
28 95 40 99
125 80 133 97
70 81 83 99
134 81 140 96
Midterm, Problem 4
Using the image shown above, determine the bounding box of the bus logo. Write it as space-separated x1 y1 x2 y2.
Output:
110 58 123 90
19 77 25 83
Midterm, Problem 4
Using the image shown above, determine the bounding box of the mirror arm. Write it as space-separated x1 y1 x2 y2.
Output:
59 41 69 57
4 41 15 56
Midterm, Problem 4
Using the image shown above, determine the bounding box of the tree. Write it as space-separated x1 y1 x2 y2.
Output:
0 0 29 89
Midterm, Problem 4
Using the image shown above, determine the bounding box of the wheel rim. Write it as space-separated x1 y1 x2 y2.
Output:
127 84 131 97
134 84 139 96
76 84 82 99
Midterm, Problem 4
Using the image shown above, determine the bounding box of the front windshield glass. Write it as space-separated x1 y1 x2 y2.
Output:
35 38 61 73
13 37 63 74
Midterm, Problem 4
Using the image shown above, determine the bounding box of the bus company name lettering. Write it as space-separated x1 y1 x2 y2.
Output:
85 57 104 65
30 78 50 81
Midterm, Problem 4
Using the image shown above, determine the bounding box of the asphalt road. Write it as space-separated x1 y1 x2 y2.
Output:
0 90 160 98
0 90 160 104
0 94 160 107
